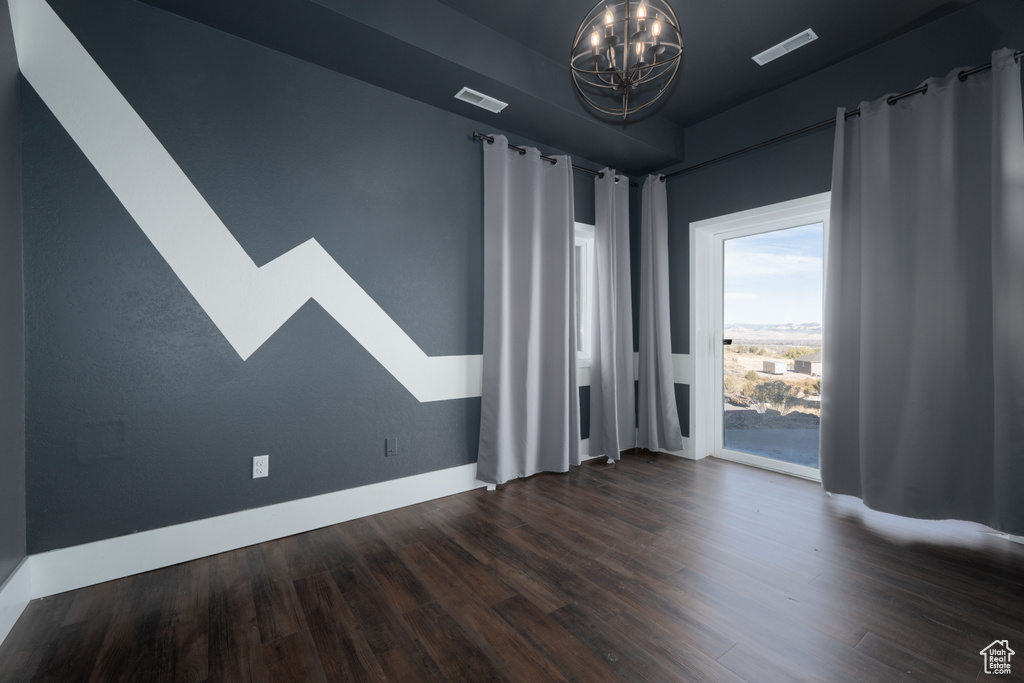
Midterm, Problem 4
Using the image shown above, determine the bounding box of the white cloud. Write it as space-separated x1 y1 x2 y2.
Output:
724 251 822 279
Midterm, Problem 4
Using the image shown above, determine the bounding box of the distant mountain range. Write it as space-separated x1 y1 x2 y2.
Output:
724 323 822 341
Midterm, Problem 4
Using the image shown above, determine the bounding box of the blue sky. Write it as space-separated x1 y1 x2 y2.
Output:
723 223 823 325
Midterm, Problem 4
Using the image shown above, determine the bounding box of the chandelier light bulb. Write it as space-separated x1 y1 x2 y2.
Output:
653 20 661 36
605 9 613 25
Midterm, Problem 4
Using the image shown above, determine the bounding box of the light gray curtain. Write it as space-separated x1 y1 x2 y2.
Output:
637 175 684 452
477 135 580 485
822 49 1024 535
590 169 636 461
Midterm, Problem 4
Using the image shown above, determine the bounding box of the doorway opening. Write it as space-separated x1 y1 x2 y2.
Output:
690 193 829 480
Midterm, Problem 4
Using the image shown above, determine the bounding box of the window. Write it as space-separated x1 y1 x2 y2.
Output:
574 222 595 364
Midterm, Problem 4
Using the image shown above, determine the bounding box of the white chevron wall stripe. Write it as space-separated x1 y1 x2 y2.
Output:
8 0 482 402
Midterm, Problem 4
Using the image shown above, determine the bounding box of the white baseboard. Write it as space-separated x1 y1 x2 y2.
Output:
30 463 489 600
662 436 697 460
987 532 1024 546
8 439 599 649
0 557 32 647
632 429 695 461
27 439 595 601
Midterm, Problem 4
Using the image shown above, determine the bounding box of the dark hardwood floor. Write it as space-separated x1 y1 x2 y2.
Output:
3 451 1024 682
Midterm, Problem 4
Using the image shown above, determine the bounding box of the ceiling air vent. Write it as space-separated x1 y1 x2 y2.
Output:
752 28 818 66
454 87 508 113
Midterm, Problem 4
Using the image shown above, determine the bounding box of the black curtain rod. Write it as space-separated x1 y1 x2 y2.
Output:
662 49 1024 182
472 132 639 187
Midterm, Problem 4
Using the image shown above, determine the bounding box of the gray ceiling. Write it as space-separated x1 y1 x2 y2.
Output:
134 0 977 175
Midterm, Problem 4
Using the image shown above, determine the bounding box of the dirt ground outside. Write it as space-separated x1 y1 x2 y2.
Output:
723 348 821 418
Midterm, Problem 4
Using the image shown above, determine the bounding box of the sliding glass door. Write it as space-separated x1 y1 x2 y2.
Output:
722 224 823 470
690 193 829 480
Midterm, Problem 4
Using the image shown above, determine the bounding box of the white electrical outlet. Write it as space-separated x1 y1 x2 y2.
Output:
252 454 269 479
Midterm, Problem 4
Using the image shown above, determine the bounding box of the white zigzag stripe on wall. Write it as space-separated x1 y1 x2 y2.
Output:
8 0 482 403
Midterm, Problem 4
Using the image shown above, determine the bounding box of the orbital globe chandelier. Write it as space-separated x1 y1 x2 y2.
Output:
570 0 684 119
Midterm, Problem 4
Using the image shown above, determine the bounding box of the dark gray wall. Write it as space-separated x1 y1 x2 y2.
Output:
24 0 601 553
0 0 25 585
661 0 1024 363
25 0 1020 555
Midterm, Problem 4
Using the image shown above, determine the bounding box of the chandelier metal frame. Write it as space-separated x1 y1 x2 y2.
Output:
570 0 684 119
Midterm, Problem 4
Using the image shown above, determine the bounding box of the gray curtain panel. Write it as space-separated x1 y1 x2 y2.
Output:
476 135 581 485
589 170 636 461
637 175 684 452
822 49 1024 535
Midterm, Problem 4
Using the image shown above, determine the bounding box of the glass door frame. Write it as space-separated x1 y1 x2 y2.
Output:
689 192 830 481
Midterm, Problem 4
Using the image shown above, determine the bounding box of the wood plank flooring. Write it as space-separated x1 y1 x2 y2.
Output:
3 451 1024 682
